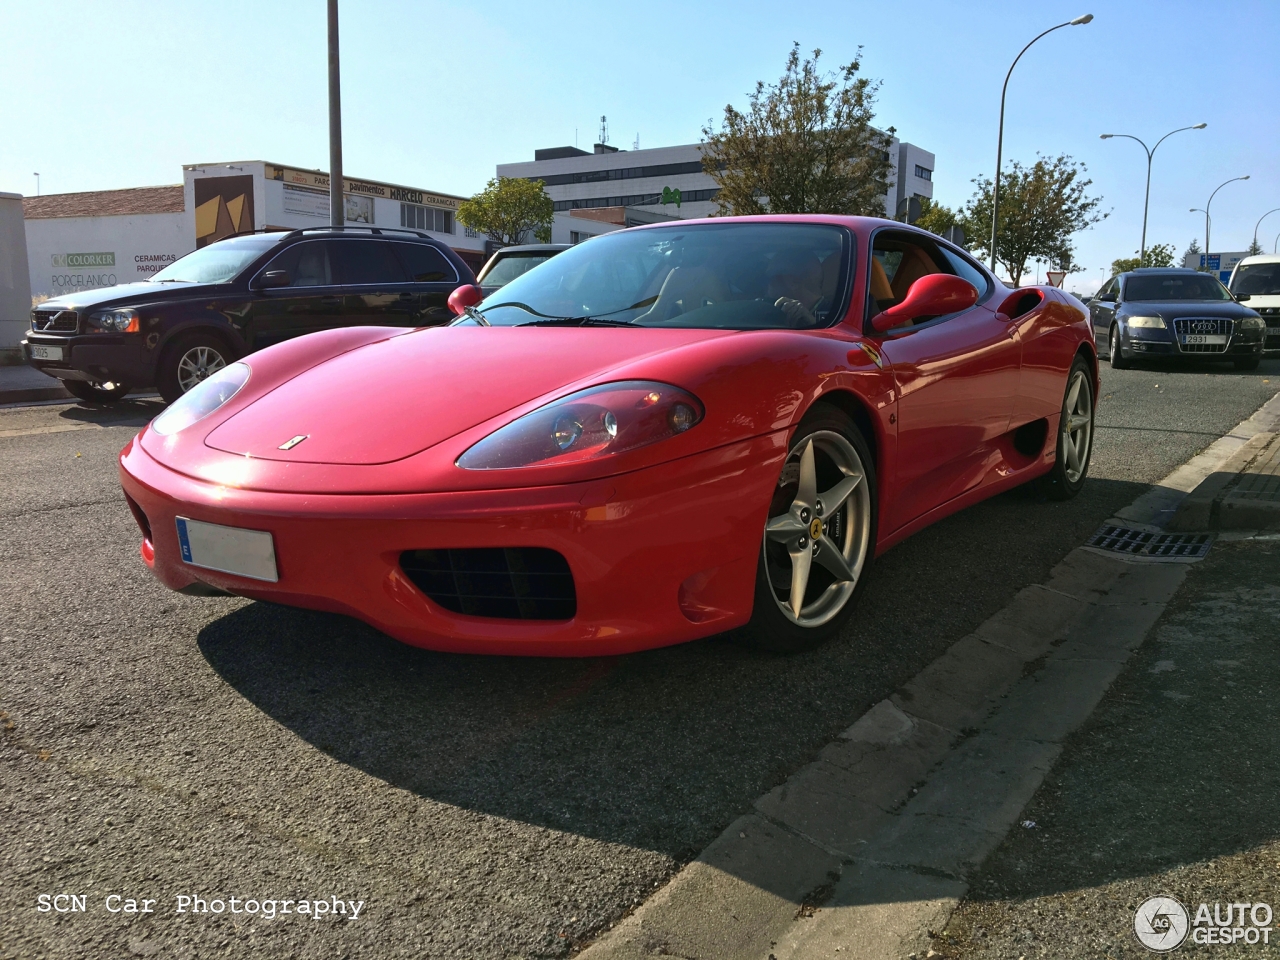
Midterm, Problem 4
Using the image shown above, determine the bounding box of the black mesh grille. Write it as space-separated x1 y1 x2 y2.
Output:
400 548 576 620
1087 524 1213 559
30 310 78 334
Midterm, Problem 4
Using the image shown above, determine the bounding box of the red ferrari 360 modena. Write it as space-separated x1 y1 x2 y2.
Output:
119 216 1097 656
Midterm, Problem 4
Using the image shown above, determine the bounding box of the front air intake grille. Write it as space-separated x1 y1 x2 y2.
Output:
1086 524 1213 561
1173 317 1233 353
400 548 576 620
30 309 79 334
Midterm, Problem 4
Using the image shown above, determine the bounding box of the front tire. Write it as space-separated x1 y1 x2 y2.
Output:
63 379 130 404
1108 325 1131 370
157 333 232 403
736 404 877 653
1039 355 1095 501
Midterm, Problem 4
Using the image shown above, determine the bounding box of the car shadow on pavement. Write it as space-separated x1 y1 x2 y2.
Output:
56 397 164 427
195 476 1151 870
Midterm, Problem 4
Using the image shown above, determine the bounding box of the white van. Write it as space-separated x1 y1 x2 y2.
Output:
1228 254 1280 354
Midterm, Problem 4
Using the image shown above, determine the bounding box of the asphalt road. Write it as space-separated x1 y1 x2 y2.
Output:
2 354 1278 959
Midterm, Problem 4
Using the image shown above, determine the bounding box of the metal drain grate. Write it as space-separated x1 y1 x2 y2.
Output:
1087 524 1213 560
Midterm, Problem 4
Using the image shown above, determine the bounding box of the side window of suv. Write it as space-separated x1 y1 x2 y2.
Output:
330 240 407 285
392 242 458 283
264 240 335 287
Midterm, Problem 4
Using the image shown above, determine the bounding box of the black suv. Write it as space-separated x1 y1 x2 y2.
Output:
22 227 475 403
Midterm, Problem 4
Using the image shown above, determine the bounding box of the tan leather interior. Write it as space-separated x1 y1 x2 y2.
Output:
870 257 893 302
890 245 939 300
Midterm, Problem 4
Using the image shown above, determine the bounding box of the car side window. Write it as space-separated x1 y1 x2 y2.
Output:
869 231 949 320
264 241 334 287
392 242 458 283
939 247 991 300
331 240 408 285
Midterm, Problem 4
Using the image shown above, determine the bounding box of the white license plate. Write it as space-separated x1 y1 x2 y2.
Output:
29 344 64 361
175 517 278 582
1183 334 1227 345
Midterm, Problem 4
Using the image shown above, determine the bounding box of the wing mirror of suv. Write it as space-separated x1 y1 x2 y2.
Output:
1235 293 1252 302
869 274 979 333
255 270 291 290
447 284 484 317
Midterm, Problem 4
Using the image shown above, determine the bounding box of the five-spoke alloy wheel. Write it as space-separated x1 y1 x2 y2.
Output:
1040 355 1096 500
739 404 876 652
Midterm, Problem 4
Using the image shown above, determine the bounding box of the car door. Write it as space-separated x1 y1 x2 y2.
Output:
245 240 348 349
327 238 418 326
868 231 1021 534
1089 276 1118 349
390 241 461 326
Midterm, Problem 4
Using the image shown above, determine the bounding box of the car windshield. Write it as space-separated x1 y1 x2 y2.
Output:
471 223 849 329
1124 273 1232 301
150 237 279 283
1230 262 1280 297
480 253 559 289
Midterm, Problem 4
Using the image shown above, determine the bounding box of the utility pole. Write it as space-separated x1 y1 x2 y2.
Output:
327 0 344 228
33 173 39 197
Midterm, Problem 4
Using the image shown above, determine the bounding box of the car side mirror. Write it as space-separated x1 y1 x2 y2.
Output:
447 283 484 317
1235 293 1251 302
869 274 979 334
255 270 291 289
1098 292 1117 303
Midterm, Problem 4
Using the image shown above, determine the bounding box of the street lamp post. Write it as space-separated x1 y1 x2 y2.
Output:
327 0 344 228
1099 123 1206 260
1203 176 1250 257
990 13 1094 278
33 173 39 197
1253 208 1280 252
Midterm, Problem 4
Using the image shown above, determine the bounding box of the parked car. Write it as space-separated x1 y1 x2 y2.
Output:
1089 267 1265 371
475 244 568 296
22 227 475 403
120 215 1097 656
1227 254 1280 355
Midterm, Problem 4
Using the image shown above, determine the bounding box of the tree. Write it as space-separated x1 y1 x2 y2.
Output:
1183 237 1208 272
913 198 959 238
1110 242 1177 276
457 177 554 247
1247 236 1264 256
961 154 1106 286
701 43 895 216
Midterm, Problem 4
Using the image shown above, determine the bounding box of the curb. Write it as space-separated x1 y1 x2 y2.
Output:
576 388 1280 960
1170 431 1280 532
0 386 74 405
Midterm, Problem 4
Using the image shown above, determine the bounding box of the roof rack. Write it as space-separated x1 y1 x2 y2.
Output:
280 225 433 241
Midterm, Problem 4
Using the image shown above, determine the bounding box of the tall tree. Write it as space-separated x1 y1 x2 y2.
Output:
1183 237 1205 272
913 198 959 238
457 177 554 247
701 44 895 216
1111 242 1177 276
1247 236 1264 256
961 154 1106 286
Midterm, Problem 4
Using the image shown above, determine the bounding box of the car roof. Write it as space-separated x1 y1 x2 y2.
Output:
490 244 570 254
1123 267 1198 275
1236 254 1280 266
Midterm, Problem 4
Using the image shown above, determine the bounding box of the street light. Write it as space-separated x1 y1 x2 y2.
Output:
1203 176 1250 257
1190 207 1211 267
327 0 344 228
1099 123 1206 260
1253 207 1280 252
990 13 1094 277
33 173 39 197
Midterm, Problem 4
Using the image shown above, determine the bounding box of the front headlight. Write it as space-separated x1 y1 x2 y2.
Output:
1239 316 1266 331
457 380 704 470
1128 315 1165 329
150 362 251 436
88 308 140 333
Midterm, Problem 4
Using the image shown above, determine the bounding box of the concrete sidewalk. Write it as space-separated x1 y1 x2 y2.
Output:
1171 431 1280 531
0 361 72 404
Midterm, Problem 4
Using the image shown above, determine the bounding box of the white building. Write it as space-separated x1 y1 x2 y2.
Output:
496 138 936 244
22 161 488 303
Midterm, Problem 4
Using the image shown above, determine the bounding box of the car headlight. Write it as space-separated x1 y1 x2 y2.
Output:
1239 316 1265 331
457 380 703 470
88 308 140 333
1127 315 1165 329
150 362 251 436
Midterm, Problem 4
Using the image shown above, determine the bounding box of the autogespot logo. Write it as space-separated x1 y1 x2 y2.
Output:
1135 896 1190 952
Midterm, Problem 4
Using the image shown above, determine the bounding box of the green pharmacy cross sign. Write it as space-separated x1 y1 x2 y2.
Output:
661 187 682 208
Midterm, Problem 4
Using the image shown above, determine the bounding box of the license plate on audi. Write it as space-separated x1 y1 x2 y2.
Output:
175 517 278 582
1183 334 1227 345
29 344 64 361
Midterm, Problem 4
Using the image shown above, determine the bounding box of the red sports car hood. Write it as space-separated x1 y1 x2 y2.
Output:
204 325 736 465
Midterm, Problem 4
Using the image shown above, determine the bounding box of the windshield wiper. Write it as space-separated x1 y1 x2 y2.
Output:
463 305 489 326
515 316 637 327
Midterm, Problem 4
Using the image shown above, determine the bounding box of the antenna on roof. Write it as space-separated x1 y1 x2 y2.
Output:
599 115 608 146
633 133 639 150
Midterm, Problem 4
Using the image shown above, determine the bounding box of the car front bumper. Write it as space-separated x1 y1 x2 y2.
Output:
22 334 154 385
1123 328 1265 359
118 430 788 657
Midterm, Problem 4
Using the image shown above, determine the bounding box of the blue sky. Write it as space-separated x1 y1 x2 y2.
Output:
2 0 1277 291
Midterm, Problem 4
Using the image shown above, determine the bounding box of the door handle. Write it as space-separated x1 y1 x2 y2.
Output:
398 292 414 301
320 295 342 306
